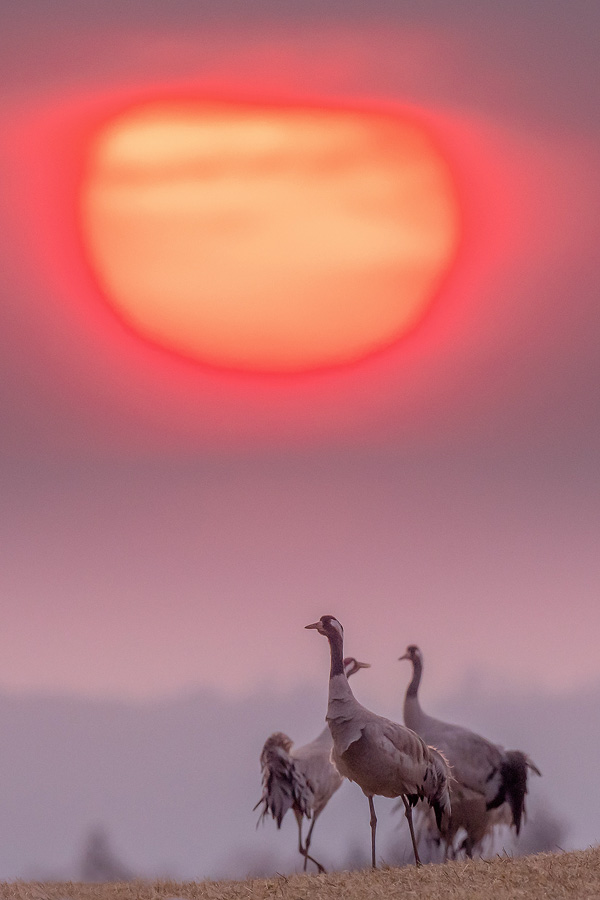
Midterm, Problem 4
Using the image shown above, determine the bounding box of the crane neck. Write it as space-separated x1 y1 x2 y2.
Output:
327 629 345 679
403 654 425 731
407 655 423 698
326 627 357 735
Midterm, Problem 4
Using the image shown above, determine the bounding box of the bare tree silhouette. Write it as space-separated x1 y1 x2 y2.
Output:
79 825 134 882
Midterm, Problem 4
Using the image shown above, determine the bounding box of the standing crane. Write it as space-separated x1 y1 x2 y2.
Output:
399 644 541 858
306 616 451 868
254 655 370 873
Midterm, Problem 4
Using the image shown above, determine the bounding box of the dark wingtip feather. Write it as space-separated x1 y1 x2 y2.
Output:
501 750 530 835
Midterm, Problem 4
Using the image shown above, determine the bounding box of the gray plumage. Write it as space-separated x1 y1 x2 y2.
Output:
306 617 451 868
399 644 541 858
254 655 370 873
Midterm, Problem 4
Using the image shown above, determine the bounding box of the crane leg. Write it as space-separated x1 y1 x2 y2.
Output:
304 815 316 857
462 835 474 859
368 796 378 868
303 850 326 874
296 815 306 869
296 815 325 874
304 816 326 874
402 796 422 867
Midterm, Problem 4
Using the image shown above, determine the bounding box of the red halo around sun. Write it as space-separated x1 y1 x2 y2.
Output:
79 99 460 373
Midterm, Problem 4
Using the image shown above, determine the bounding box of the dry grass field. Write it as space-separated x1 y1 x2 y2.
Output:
1 847 599 900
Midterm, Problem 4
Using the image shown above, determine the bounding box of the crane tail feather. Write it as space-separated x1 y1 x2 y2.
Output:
254 732 314 828
499 750 533 835
424 747 452 837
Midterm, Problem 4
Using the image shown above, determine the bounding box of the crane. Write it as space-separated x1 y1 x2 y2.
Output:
399 644 541 858
306 616 451 867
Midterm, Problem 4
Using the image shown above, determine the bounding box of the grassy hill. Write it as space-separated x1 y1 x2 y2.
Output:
1 847 599 900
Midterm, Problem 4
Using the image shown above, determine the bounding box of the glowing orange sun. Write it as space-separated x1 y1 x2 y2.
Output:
80 100 459 372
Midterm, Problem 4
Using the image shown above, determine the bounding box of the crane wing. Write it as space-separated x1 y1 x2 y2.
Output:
339 717 441 800
425 725 503 800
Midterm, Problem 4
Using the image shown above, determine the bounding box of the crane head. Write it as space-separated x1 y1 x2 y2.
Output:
305 615 343 639
343 657 371 678
398 644 422 664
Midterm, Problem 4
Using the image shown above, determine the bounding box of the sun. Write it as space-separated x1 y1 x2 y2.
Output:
80 100 460 373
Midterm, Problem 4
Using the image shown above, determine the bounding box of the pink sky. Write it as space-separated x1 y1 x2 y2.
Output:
1 3 599 706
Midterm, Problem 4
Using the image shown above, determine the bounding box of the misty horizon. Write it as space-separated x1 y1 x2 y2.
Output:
0 663 593 880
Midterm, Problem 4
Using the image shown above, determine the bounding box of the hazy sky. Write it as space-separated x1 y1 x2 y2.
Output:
1 1 599 712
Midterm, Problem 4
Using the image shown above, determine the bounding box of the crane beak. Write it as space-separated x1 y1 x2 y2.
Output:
305 621 321 630
355 661 371 669
398 653 410 661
